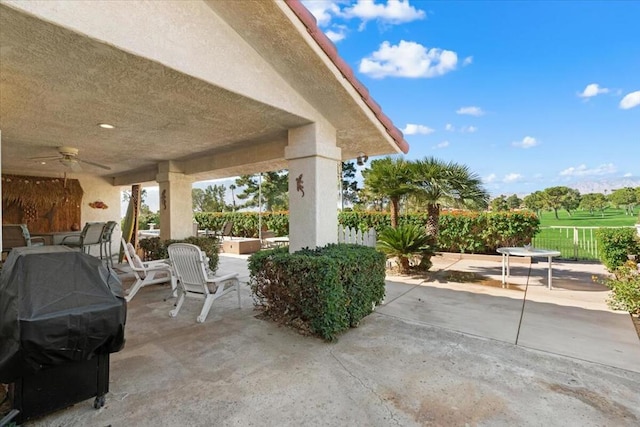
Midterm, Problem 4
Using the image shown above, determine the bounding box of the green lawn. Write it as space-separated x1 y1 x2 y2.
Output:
538 208 638 227
533 209 638 260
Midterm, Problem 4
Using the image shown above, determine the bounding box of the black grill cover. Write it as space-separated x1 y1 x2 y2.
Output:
0 246 126 382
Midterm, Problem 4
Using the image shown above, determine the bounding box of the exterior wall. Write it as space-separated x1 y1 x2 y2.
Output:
77 175 122 257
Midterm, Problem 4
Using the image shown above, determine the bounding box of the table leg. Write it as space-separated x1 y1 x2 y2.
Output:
548 256 553 290
501 254 506 287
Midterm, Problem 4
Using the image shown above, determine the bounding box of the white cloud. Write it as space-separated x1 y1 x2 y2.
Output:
460 125 477 133
344 0 426 27
559 163 617 177
484 173 497 183
403 123 434 135
302 0 341 27
624 172 633 177
435 140 450 149
620 90 640 109
512 136 538 149
325 26 347 42
503 173 523 183
445 123 454 132
463 56 473 66
360 40 458 79
578 83 610 98
456 106 484 116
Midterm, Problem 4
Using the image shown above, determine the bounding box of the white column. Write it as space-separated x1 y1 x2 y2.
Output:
156 162 194 240
285 122 341 252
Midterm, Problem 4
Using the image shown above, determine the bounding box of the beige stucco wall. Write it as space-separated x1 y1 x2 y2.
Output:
4 0 323 124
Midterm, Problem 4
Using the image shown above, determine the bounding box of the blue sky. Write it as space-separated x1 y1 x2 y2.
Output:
301 0 640 196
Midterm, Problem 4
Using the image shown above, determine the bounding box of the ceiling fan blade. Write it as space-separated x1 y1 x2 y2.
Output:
77 157 112 170
29 155 62 161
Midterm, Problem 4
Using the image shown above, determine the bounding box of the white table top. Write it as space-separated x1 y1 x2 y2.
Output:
497 247 561 257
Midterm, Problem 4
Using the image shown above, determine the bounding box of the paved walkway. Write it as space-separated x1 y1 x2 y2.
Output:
379 254 640 373
26 253 640 426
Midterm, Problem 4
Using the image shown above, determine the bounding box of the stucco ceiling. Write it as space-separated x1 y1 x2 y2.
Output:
0 2 403 184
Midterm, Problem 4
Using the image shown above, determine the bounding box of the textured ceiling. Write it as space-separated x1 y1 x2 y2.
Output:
0 2 402 184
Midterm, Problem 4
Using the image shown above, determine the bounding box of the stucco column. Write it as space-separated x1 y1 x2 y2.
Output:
156 162 194 240
285 122 341 252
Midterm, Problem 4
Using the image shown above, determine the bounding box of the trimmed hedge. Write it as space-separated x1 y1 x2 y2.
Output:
147 210 539 255
340 210 540 254
596 228 640 271
248 244 386 341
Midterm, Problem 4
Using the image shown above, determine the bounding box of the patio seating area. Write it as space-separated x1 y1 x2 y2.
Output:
23 253 640 426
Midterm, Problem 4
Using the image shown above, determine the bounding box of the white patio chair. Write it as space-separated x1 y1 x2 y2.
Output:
168 243 240 323
121 238 175 302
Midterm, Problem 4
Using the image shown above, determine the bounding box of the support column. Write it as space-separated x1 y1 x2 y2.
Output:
156 162 194 240
285 122 341 252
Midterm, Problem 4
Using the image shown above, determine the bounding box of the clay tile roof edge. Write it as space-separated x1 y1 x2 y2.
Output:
284 0 409 154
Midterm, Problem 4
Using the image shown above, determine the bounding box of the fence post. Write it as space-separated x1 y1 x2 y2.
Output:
573 227 579 260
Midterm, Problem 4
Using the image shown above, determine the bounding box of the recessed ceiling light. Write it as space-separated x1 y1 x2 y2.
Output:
98 123 115 129
40 161 46 165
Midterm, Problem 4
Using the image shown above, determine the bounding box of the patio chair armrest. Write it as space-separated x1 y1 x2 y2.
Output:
61 235 81 244
30 236 46 245
143 259 172 269
207 272 239 284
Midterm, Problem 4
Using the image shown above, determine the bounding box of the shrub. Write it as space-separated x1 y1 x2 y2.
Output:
338 210 539 255
605 261 640 315
138 236 219 273
596 228 640 271
248 244 385 341
376 225 432 273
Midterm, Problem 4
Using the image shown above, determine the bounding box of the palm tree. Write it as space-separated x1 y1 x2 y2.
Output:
362 157 412 228
411 157 489 242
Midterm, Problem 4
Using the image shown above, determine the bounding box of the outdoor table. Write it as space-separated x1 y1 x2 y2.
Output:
264 236 289 248
497 247 562 290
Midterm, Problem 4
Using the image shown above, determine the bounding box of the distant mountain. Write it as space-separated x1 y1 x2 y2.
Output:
567 178 640 195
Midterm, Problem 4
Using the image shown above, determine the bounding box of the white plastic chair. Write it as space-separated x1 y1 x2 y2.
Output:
121 238 175 302
168 243 240 323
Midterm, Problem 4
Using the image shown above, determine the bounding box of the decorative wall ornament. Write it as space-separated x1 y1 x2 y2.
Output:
296 174 304 197
161 189 167 210
89 200 109 209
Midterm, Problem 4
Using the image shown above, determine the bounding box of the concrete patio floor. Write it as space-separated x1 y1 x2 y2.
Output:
28 253 640 426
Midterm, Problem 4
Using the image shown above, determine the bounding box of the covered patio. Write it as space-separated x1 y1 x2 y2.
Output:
22 254 640 426
0 0 407 251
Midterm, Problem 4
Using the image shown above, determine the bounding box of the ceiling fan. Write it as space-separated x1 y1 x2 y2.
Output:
29 146 112 171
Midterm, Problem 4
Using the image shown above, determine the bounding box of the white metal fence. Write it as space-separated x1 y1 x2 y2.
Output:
532 226 635 260
338 226 376 247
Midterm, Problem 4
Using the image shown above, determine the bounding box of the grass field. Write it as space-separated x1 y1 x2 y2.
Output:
532 209 638 260
537 208 638 227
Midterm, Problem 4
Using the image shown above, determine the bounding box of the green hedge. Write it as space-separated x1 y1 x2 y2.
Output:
339 211 539 254
145 210 539 255
248 244 386 341
596 228 640 271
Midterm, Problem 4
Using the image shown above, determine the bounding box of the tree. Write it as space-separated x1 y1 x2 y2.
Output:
192 184 228 212
490 195 509 211
410 157 489 243
229 184 237 211
579 193 608 216
235 171 289 212
123 188 152 213
542 186 581 219
506 194 522 210
341 161 360 208
362 157 412 228
609 187 637 216
523 191 544 217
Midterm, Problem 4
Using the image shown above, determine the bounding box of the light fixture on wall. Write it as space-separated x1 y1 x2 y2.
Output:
356 152 368 166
